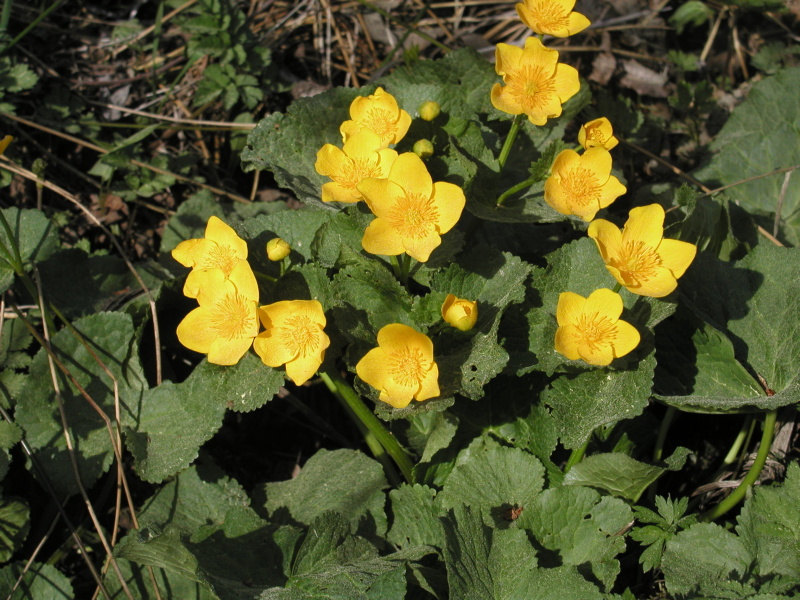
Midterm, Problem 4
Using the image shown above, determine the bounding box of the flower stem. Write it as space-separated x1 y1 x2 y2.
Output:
253 270 278 283
497 114 523 172
612 282 622 293
700 409 777 522
320 370 414 484
496 176 536 207
647 405 678 501
564 439 589 472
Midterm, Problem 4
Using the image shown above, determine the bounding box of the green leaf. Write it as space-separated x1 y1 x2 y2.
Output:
658 246 800 412
0 420 21 449
438 444 545 525
241 87 363 206
240 206 337 264
387 483 444 550
0 208 59 293
264 449 388 537
519 486 632 592
543 353 656 449
127 353 281 483
669 1 714 33
0 562 73 600
563 450 688 502
662 522 755 599
104 558 218 600
693 68 800 245
0 498 29 563
15 312 146 497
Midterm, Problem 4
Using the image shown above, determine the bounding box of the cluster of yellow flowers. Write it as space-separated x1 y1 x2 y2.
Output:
553 120 698 365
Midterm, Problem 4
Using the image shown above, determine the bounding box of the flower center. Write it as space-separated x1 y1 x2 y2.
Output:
339 156 381 190
361 108 397 143
283 315 321 358
388 192 438 239
575 313 617 352
211 293 256 340
557 166 601 207
200 244 239 276
528 1 569 32
507 65 555 113
614 241 663 285
389 346 428 388
587 128 607 144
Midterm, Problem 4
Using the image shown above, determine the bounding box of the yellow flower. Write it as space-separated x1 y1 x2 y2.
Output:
544 147 626 221
266 237 291 261
0 135 12 155
176 263 260 366
253 300 330 386
516 0 591 37
442 294 478 331
340 87 412 148
356 323 440 409
578 117 619 150
491 37 580 126
419 101 441 121
587 204 697 298
357 152 465 262
315 129 398 204
172 216 249 298
554 288 640 366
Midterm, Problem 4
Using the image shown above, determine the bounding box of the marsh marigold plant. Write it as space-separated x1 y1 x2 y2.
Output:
588 204 698 298
340 87 412 148
172 216 250 299
578 117 619 150
253 300 330 386
555 288 640 366
356 323 440 409
491 37 580 126
442 295 478 331
358 152 465 262
516 0 590 37
544 147 627 221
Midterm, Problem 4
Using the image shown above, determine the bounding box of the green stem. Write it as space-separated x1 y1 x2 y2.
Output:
496 177 536 207
0 0 13 35
612 281 622 293
0 0 63 54
723 415 754 467
253 270 277 283
564 439 589 472
497 114 523 172
701 410 777 522
320 370 414 484
652 406 677 463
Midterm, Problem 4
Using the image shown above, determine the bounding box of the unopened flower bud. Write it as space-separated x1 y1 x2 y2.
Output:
266 237 291 261
413 139 434 159
419 101 441 121
442 294 478 331
578 117 619 151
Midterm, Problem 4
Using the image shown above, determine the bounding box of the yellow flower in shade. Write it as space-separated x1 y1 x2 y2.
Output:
0 135 12 155
253 300 330 386
544 147 627 221
315 129 398 204
340 87 412 148
516 0 591 37
491 37 580 126
172 216 249 298
555 288 640 366
357 152 465 262
356 323 440 409
587 204 698 298
578 117 619 150
442 294 478 331
266 237 291 261
176 263 260 366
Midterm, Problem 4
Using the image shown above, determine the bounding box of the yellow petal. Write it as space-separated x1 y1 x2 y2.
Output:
491 83 522 116
403 230 442 263
566 11 591 35
554 323 582 360
207 336 253 366
356 347 390 390
587 218 623 264
612 319 641 359
519 37 559 74
584 288 624 321
624 204 666 248
377 323 433 357
416 362 440 401
176 307 216 354
0 136 12 156
389 153 433 199
358 178 405 217
556 291 586 326
342 128 384 158
629 268 678 298
658 238 697 278
394 109 412 145
580 147 613 179
314 144 347 178
596 176 627 212
553 64 581 103
362 217 406 257
285 338 328 385
378 389 414 409
171 238 204 267
578 338 615 366
228 260 259 302
189 269 229 304
381 375 419 408
205 216 247 259
253 330 296 368
494 43 523 77
322 181 360 204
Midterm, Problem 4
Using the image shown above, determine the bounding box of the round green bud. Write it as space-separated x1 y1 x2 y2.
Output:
419 101 441 121
413 139 434 159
